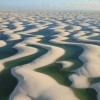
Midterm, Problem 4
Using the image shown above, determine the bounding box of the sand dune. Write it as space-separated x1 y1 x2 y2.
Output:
10 67 79 100
9 36 79 100
0 42 38 71
21 36 65 70
6 34 21 40
70 44 100 88
51 22 100 85
57 61 73 68
73 31 100 44
0 40 6 47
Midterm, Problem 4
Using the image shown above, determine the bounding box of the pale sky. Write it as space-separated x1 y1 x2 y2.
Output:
0 0 100 11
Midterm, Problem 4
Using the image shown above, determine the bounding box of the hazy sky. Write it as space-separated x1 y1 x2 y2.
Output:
0 0 100 11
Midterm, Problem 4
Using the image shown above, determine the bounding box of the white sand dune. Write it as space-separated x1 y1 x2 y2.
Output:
0 40 6 47
0 21 24 34
93 28 100 33
51 24 100 87
10 67 79 100
57 61 73 68
16 25 47 35
0 42 38 72
73 31 86 37
13 22 25 32
70 44 100 88
21 36 65 70
73 31 100 44
0 17 48 36
9 35 79 100
0 63 4 71
72 26 81 31
50 24 100 99
5 34 21 40
80 23 90 26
